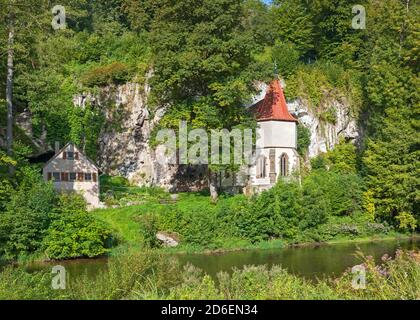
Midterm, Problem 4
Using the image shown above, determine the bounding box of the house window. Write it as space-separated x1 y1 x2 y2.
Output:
66 152 74 160
61 172 69 181
280 153 289 177
69 172 77 182
52 172 61 181
84 173 92 181
256 156 266 178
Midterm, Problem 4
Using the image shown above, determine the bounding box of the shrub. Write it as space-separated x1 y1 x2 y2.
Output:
363 222 390 235
319 107 337 124
301 179 329 229
81 62 130 87
42 194 112 260
139 214 161 249
155 194 221 247
149 171 365 247
310 154 328 170
250 180 302 241
395 212 417 232
326 140 358 174
303 171 363 217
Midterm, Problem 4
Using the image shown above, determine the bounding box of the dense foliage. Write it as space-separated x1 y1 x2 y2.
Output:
152 172 367 247
94 165 391 251
0 0 419 261
0 168 56 259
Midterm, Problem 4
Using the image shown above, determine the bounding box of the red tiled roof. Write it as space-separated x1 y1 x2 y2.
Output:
250 79 297 122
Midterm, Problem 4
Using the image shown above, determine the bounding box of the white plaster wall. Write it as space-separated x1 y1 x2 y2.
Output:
51 181 100 207
256 121 297 149
250 147 299 187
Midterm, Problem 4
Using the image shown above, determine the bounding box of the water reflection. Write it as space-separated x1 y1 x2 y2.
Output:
27 238 420 281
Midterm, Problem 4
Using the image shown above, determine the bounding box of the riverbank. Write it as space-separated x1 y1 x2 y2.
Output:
90 190 419 258
1 246 419 300
3 233 418 268
1 185 418 265
159 232 420 255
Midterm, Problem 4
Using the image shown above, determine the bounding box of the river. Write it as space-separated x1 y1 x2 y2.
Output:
26 237 420 281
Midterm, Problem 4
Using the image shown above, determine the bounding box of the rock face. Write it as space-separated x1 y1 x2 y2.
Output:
73 79 207 191
289 99 359 159
74 81 175 188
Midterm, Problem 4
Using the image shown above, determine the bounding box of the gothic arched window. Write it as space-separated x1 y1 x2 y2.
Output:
256 156 266 178
280 153 289 177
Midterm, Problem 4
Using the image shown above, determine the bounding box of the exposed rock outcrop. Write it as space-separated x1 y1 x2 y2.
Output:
72 80 359 187
73 81 175 188
73 79 206 191
156 231 180 247
252 81 359 160
289 99 359 159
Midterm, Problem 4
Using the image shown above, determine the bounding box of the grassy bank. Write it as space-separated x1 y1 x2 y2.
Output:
92 189 416 255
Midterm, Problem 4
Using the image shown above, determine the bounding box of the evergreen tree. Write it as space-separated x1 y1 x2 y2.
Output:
362 0 419 230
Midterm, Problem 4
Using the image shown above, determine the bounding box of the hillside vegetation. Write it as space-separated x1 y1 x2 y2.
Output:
0 0 419 261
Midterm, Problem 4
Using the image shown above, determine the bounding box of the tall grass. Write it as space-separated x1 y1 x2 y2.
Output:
166 250 420 300
0 250 418 300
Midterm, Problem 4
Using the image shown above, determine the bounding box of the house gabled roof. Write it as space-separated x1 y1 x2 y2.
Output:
250 79 297 122
42 142 100 171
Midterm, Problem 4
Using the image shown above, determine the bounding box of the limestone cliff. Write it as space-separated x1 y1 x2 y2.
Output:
289 98 359 159
73 81 207 191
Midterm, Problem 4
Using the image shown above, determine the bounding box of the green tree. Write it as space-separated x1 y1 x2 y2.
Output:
361 0 419 229
252 180 302 240
0 168 56 259
326 139 358 174
271 0 315 58
303 171 363 217
149 0 265 201
363 105 419 226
